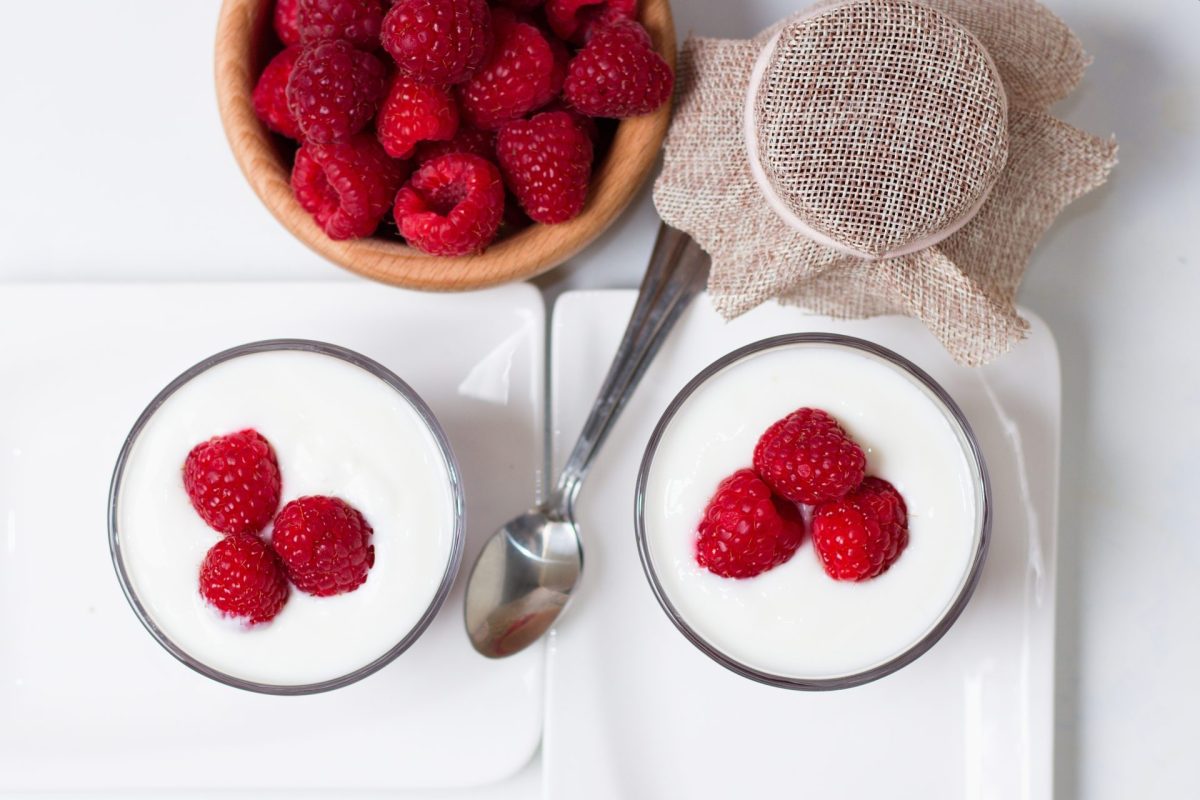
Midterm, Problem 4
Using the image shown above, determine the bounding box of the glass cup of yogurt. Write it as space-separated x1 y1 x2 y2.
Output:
109 340 465 694
635 333 990 689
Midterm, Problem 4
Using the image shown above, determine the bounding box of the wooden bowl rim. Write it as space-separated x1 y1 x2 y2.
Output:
214 0 677 291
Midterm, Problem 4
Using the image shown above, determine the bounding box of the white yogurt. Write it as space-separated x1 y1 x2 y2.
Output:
642 343 982 680
116 348 458 687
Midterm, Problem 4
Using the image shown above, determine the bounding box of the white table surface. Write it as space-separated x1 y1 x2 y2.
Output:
1 1 1197 798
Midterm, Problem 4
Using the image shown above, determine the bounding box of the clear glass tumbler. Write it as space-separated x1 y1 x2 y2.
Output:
635 333 991 690
108 339 465 694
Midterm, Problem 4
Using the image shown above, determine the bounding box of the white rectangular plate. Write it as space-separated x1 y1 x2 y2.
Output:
546 291 1059 799
0 282 545 792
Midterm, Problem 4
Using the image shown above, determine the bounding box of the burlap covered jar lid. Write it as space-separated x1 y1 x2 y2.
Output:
654 0 1117 365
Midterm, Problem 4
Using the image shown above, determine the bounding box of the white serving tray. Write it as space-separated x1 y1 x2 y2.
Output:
0 282 545 793
545 291 1059 799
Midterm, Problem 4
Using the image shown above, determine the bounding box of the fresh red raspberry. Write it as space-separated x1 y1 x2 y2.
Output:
381 0 492 85
292 134 409 239
377 74 459 159
413 126 495 166
253 46 303 139
811 477 909 581
393 153 505 255
496 111 593 224
545 0 634 43
753 407 866 505
183 429 282 536
297 0 385 47
286 40 387 143
199 533 289 625
695 469 805 579
853 476 909 562
576 4 637 43
275 0 302 45
496 0 544 10
456 8 566 130
563 18 673 118
272 496 376 596
541 99 600 142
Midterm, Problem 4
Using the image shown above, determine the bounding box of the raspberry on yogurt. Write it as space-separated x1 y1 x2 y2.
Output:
272 495 376 597
199 533 290 625
183 428 282 536
695 468 805 579
753 407 866 505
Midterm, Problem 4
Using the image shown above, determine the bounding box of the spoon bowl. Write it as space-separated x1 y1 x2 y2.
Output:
464 510 583 658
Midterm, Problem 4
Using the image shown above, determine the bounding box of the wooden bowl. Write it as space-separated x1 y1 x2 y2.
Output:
215 0 676 290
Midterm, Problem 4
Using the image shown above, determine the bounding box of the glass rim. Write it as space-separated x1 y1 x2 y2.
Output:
633 333 992 691
108 338 466 696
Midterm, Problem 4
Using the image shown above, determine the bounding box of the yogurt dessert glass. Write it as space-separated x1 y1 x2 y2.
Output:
109 340 464 694
636 334 990 689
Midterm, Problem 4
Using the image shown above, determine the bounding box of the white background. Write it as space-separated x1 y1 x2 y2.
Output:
1 0 1198 797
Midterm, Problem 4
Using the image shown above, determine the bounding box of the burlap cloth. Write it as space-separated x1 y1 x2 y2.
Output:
653 0 1117 365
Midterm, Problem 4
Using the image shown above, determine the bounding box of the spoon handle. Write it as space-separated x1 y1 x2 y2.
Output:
555 224 710 516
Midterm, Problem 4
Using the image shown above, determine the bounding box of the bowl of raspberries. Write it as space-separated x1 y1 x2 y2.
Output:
216 0 676 289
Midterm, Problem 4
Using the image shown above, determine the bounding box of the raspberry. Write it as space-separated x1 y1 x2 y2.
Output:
381 0 492 85
811 477 909 581
456 8 566 130
292 134 409 239
575 4 636 43
753 407 866 505
183 429 282 536
272 496 376 596
545 0 634 43
695 469 805 579
853 477 909 562
497 0 544 10
297 0 385 47
286 40 387 143
413 126 495 166
275 0 302 45
541 99 600 142
496 111 593 224
563 18 673 118
377 74 459 159
252 46 303 139
394 153 505 255
199 533 289 625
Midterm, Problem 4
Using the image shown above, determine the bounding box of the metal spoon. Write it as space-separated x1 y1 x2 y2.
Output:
464 224 710 657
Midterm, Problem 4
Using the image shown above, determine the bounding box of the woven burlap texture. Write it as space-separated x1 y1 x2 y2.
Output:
754 1 1009 257
653 0 1118 365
